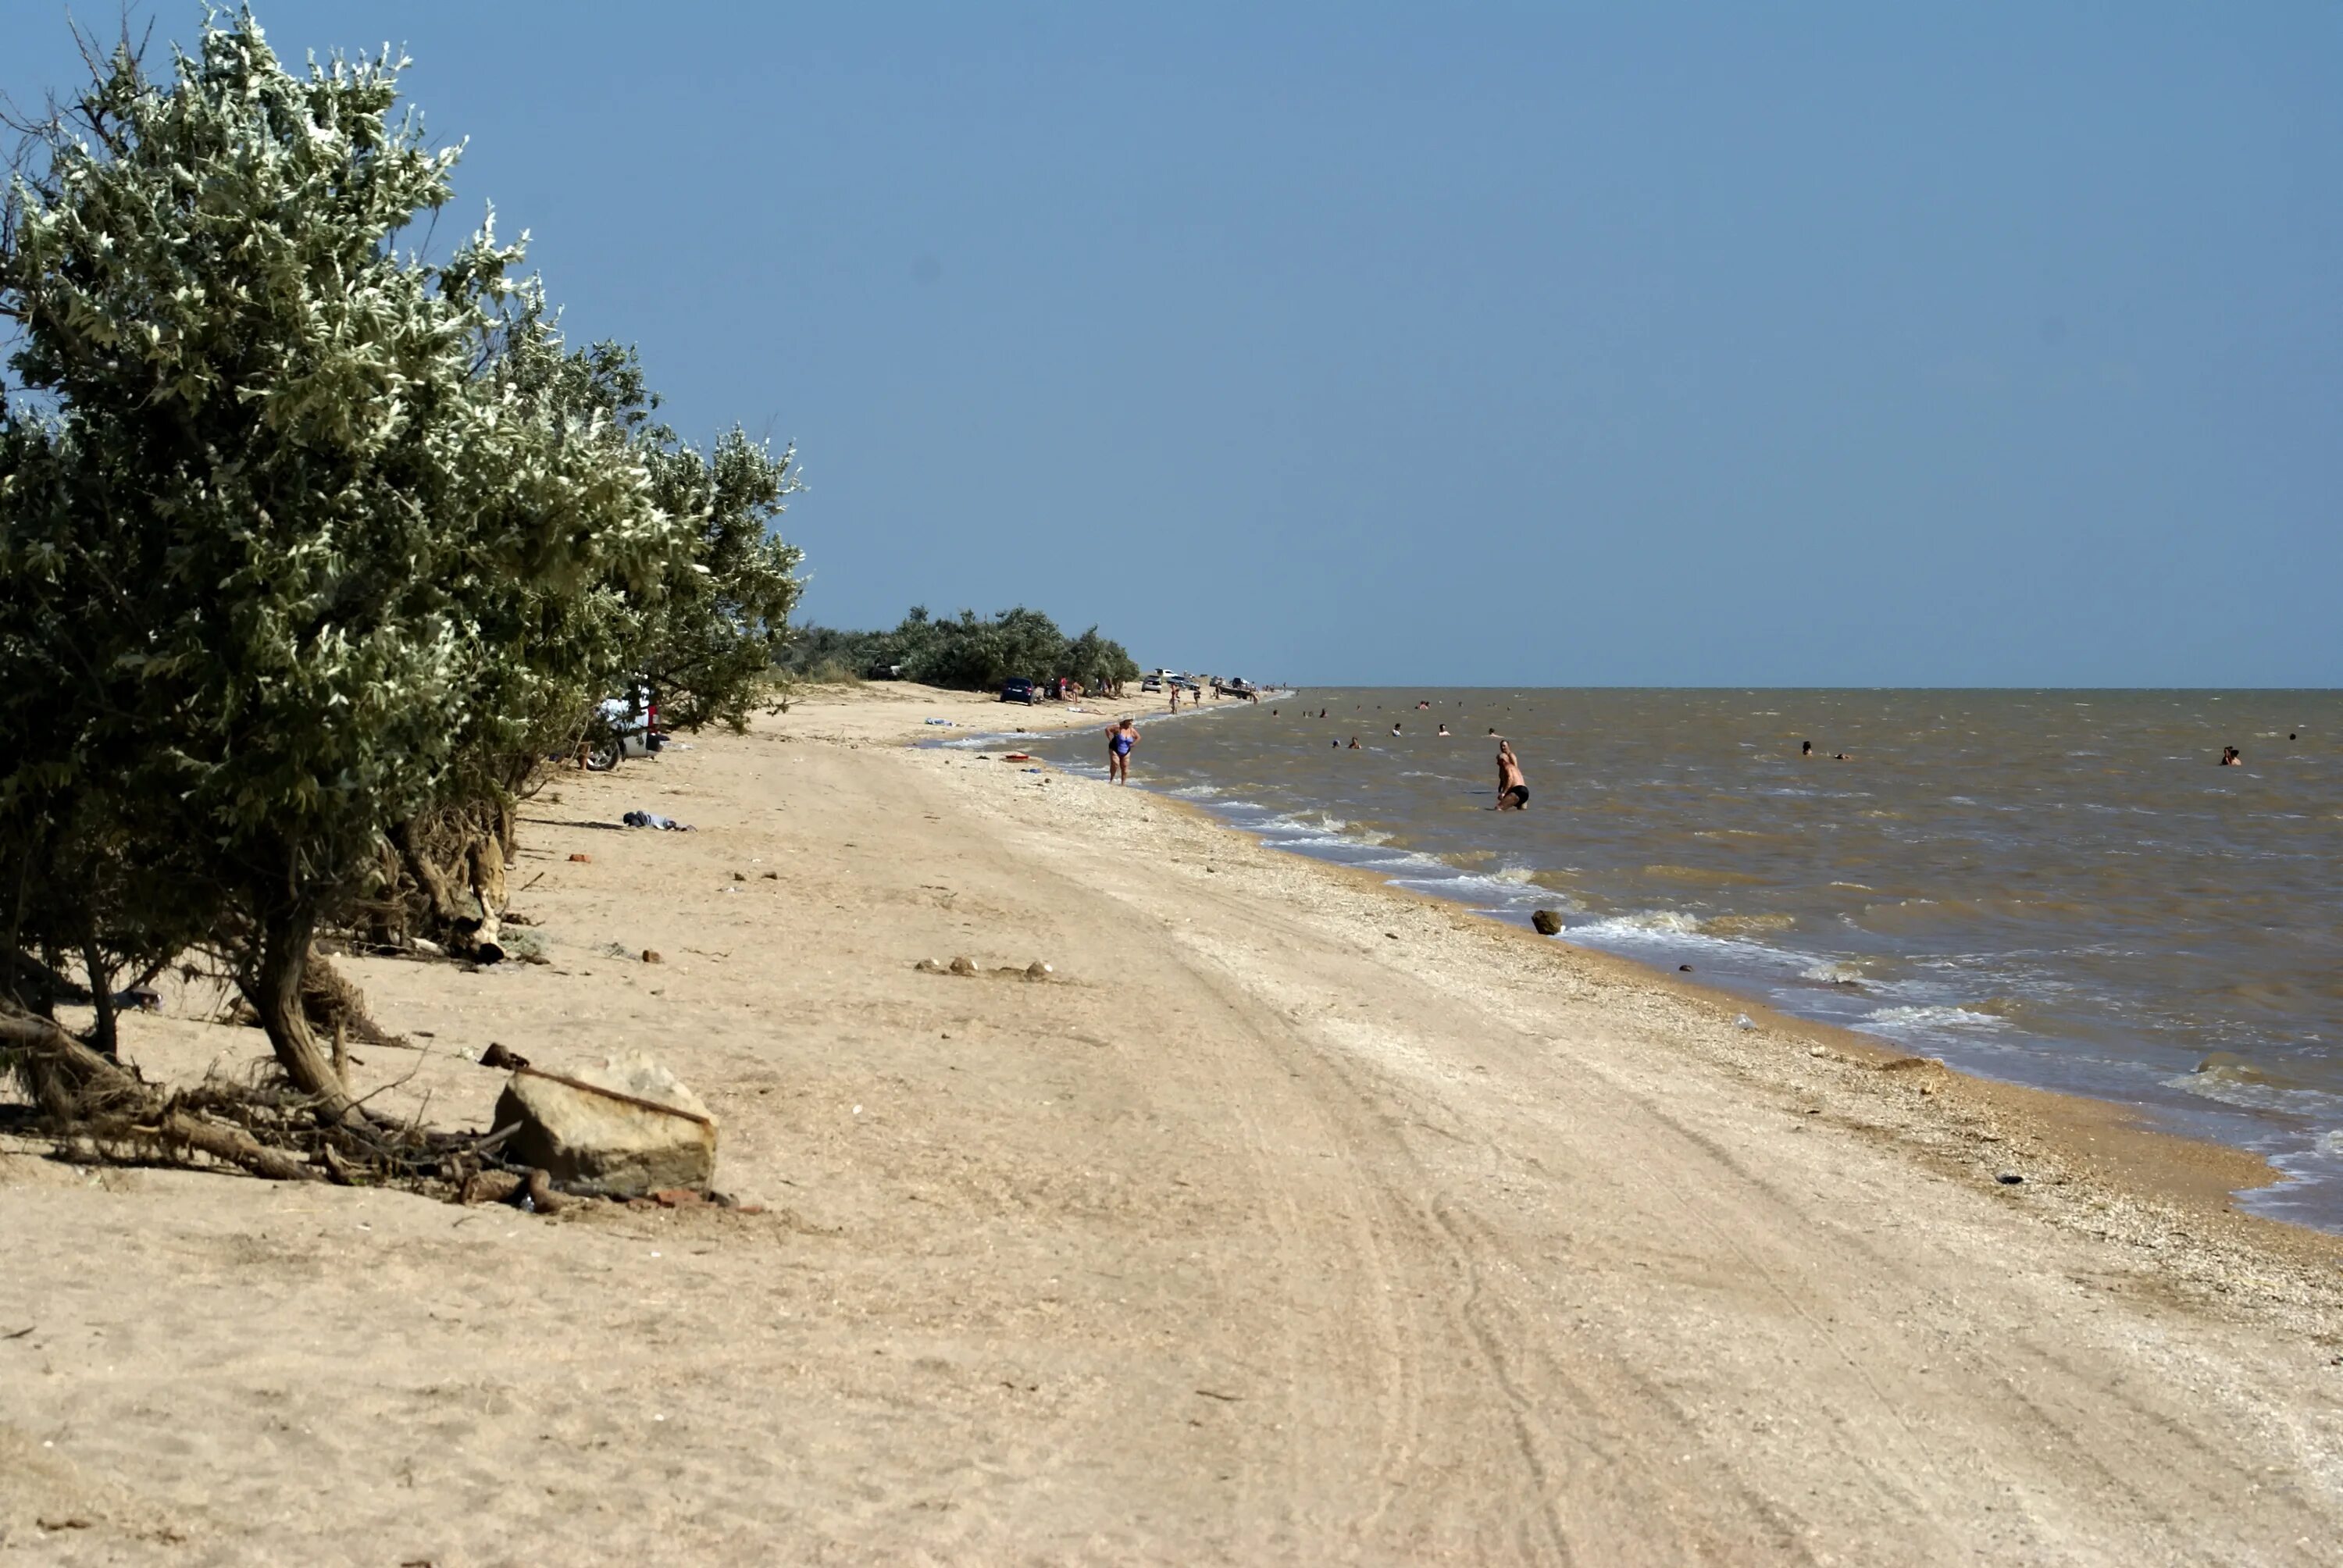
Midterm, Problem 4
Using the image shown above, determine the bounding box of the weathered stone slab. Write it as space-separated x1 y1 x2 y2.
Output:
494 1052 717 1197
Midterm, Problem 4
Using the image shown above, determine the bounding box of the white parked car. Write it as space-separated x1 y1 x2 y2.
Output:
583 689 660 772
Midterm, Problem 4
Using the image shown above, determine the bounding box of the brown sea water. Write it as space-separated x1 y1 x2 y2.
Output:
1015 690 2343 1225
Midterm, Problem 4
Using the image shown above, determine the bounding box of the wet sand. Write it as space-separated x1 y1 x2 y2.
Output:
5 682 2341 1563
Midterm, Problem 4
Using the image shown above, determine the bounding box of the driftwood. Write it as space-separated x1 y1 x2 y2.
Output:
0 1004 528 1198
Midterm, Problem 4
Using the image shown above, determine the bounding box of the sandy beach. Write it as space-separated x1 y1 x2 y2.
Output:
5 681 2342 1564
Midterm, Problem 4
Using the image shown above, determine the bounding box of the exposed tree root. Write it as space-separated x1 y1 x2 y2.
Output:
1 1004 530 1200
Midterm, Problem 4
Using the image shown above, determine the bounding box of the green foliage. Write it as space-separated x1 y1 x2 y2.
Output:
0 9 801 1095
781 606 1139 692
637 428 805 731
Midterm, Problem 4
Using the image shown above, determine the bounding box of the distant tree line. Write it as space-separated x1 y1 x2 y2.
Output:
0 10 801 1128
783 607 1141 693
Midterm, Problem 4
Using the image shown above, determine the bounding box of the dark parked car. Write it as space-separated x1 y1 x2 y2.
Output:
1000 677 1038 704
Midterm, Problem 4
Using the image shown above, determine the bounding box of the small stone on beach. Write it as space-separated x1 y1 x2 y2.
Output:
643 950 662 964
569 853 591 864
949 956 978 977
1997 1171 2025 1185
1531 910 1563 936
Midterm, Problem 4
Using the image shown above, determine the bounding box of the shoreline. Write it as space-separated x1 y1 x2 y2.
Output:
6 679 2341 1560
1004 688 2340 1242
848 678 2335 1263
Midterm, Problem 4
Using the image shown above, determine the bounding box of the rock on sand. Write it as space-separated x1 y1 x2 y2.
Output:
494 1052 718 1198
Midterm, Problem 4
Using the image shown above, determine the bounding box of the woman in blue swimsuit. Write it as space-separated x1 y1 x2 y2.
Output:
1107 718 1139 783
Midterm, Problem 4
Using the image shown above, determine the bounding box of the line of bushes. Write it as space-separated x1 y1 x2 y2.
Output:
783 607 1141 693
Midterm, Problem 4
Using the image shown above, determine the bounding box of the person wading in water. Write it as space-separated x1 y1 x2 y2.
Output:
1106 718 1139 783
1496 739 1529 811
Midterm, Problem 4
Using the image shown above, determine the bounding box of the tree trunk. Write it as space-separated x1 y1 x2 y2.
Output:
80 939 118 1060
394 817 464 932
394 815 505 961
249 904 359 1125
465 833 508 963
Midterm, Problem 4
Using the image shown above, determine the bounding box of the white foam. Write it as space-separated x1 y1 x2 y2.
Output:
1863 1004 2010 1033
1574 910 1706 939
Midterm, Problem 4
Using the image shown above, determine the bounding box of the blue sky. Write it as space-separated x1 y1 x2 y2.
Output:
9 3 2338 685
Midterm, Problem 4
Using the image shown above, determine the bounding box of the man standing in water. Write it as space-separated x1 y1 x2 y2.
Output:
1496 739 1529 811
1106 718 1139 783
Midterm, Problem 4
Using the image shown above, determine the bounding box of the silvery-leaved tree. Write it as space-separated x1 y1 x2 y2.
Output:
638 426 806 732
0 11 682 1118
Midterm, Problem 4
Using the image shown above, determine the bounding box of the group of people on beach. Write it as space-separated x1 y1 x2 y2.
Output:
1110 708 1532 809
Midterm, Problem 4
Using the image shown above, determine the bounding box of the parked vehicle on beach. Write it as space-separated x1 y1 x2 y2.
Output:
1000 677 1039 704
583 687 660 772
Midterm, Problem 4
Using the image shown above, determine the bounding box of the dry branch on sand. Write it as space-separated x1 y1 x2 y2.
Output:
0 1004 526 1197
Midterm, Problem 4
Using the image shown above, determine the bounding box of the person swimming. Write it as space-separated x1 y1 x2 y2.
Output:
1390 723 1402 736
2221 746 2243 766
1801 739 1813 757
1436 723 1450 736
1348 736 1361 749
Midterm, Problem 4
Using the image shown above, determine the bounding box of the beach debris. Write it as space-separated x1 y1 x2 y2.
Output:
568 853 592 864
493 1052 718 1199
1806 1043 1828 1057
731 871 747 882
518 1167 568 1214
914 958 944 973
1027 960 1053 979
762 871 779 879
1737 1014 1758 1032
1531 910 1564 936
949 956 979 977
1996 1171 2026 1185
642 950 663 964
500 926 552 964
480 1042 532 1071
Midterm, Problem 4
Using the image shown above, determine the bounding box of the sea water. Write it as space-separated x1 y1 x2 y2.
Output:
1033 690 2343 1227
